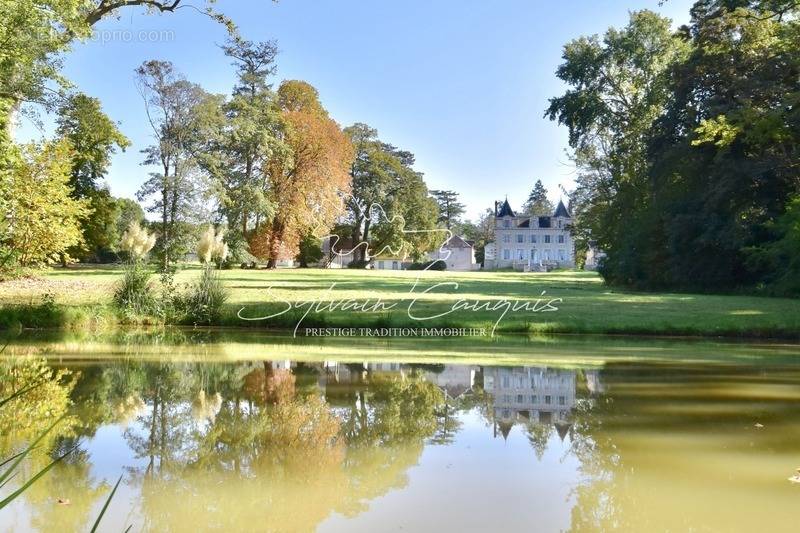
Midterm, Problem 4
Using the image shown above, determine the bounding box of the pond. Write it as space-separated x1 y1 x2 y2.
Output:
1 331 799 532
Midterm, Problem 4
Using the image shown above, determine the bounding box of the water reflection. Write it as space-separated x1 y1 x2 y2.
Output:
2 351 800 532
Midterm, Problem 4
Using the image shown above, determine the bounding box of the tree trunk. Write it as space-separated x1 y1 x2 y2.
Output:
362 218 372 260
351 215 364 262
266 218 283 269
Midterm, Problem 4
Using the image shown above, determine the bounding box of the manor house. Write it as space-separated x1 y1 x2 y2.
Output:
487 198 574 270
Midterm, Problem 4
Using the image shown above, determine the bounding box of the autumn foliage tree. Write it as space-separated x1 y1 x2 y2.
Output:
250 81 353 267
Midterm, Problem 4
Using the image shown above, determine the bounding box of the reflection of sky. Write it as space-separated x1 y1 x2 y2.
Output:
2 363 584 531
319 409 580 532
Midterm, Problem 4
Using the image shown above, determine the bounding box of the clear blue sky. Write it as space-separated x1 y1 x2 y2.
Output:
19 0 696 219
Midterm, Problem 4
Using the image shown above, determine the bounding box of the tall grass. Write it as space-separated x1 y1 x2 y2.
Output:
113 263 157 320
181 266 229 325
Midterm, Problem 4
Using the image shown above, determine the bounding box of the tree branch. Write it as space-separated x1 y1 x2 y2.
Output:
86 1 183 26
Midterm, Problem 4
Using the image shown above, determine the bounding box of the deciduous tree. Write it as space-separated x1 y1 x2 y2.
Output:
250 81 353 267
2 140 91 266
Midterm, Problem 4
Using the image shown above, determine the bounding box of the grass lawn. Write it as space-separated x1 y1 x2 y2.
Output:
1 265 799 337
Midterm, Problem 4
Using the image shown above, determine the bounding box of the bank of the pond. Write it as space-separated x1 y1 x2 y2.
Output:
1 266 799 339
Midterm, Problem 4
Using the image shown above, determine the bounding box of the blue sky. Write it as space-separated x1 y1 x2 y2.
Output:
19 0 696 219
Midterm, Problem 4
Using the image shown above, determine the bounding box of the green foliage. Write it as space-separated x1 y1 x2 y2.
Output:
344 123 440 262
113 263 157 319
2 140 91 267
456 208 494 265
296 233 323 267
181 266 230 325
135 60 213 270
745 196 800 295
408 260 446 271
522 180 554 216
56 93 130 196
547 2 800 292
430 190 465 229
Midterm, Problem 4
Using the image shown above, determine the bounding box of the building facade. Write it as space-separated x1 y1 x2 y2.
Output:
489 199 575 270
426 235 478 271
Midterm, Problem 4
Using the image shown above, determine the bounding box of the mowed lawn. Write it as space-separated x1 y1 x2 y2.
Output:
1 265 799 336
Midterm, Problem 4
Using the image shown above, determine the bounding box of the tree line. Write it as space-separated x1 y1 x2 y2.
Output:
548 0 800 294
0 2 476 274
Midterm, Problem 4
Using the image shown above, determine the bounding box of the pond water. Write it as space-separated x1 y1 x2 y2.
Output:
1 331 799 532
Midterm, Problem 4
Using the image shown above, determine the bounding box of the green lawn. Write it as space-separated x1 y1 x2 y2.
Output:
1 265 799 337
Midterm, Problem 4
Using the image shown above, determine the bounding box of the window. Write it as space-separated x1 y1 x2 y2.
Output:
531 395 538 403
544 235 551 244
503 395 511 403
517 234 523 243
558 235 565 244
517 394 524 404
558 220 563 228
503 220 510 228
530 249 536 260
502 376 510 387
530 235 537 243
545 395 551 405
392 261 399 270
558 249 565 261
544 250 551 261
503 235 510 243
516 249 524 260
378 261 384 269
558 396 566 406
503 249 510 260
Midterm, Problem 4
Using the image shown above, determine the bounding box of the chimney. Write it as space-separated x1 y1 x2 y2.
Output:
494 200 499 217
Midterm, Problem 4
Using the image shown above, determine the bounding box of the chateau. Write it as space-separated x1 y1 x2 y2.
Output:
486 198 575 270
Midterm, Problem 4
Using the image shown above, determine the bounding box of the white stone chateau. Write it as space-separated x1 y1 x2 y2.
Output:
486 198 575 270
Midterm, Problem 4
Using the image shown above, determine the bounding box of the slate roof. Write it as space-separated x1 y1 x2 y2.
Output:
554 200 571 218
497 199 515 217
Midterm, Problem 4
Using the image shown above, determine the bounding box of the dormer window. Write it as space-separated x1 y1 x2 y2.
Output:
503 219 510 228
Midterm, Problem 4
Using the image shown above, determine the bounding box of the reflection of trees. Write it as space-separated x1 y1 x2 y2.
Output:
132 361 348 531
0 355 98 532
2 358 463 532
0 356 75 451
525 423 554 460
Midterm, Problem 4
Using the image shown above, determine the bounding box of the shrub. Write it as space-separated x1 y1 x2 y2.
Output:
181 266 229 325
113 263 157 318
408 260 446 271
347 259 370 269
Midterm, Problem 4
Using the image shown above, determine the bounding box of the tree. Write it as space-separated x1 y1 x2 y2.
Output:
522 180 554 215
56 93 130 196
643 0 800 290
456 208 494 265
55 93 130 261
0 0 238 145
430 190 465 229
296 232 324 267
250 80 353 268
343 123 435 262
135 60 217 269
202 37 283 260
546 10 689 287
115 198 146 239
2 140 91 266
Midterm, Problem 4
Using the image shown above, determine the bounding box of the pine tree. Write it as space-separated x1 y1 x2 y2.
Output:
522 180 554 215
